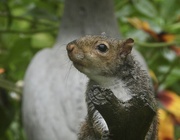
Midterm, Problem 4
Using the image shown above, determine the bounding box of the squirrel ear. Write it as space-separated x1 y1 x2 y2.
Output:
119 38 134 58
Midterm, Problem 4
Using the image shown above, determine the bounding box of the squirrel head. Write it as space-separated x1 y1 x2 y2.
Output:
66 35 134 79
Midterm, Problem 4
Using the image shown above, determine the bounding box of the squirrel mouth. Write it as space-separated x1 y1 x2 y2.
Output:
73 61 84 67
73 60 90 74
73 61 85 69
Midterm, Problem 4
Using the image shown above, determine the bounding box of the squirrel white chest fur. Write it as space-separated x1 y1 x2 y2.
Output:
90 75 132 102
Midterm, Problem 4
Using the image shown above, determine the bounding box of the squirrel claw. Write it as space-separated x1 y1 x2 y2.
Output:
89 85 113 106
101 130 112 140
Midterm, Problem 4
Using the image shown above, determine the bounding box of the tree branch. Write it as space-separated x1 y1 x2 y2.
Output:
0 12 59 27
0 28 57 34
0 78 22 94
159 57 178 85
135 40 178 48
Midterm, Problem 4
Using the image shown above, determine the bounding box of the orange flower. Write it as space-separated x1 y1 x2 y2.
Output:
0 68 5 74
158 109 174 140
161 34 175 43
158 33 180 56
127 17 150 30
170 46 180 56
158 90 180 122
127 17 159 40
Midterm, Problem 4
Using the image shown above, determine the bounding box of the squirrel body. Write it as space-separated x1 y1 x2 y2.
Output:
66 35 158 140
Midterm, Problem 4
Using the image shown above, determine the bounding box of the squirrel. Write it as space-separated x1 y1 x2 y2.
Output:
66 35 158 140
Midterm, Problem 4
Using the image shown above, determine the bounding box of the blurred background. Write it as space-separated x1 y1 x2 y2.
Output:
0 0 180 139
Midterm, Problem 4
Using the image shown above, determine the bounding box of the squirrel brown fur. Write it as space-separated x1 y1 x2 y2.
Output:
66 35 158 140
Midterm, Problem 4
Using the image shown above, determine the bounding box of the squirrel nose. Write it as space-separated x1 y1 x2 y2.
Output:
66 44 75 53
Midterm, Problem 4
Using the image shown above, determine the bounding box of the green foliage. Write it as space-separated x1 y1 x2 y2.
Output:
0 0 63 139
0 0 180 139
115 0 180 93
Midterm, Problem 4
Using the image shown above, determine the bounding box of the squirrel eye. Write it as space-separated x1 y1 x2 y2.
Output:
97 44 108 53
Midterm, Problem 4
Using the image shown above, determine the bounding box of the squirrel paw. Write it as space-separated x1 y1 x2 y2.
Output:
88 85 113 106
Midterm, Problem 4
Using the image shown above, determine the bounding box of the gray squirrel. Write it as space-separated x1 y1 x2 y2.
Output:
66 35 158 140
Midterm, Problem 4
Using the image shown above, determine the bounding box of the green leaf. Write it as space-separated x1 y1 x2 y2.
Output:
6 38 34 80
31 33 54 48
159 66 180 89
132 0 157 18
116 5 134 17
159 0 177 21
